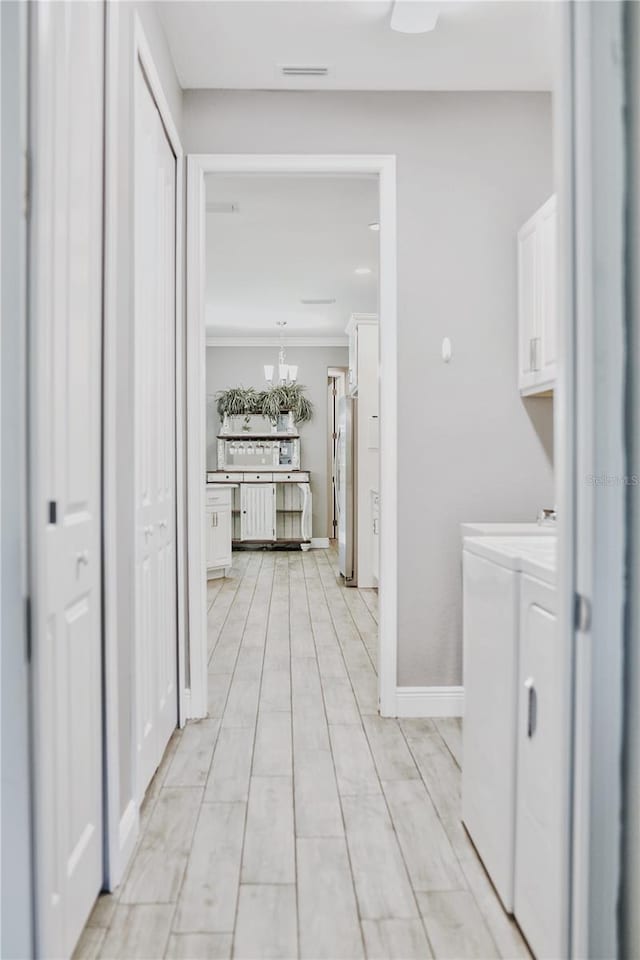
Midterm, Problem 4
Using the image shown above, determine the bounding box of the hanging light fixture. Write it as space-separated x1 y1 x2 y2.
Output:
264 321 298 385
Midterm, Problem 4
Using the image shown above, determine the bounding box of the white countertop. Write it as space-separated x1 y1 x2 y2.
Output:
463 535 557 585
460 521 556 538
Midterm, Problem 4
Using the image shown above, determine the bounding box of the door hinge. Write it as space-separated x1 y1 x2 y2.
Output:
574 592 592 632
25 596 32 663
332 432 337 440
23 150 31 220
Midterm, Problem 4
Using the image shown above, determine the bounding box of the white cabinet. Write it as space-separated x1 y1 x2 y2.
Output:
514 573 568 960
206 486 233 577
240 483 276 541
371 491 380 585
346 313 378 397
518 194 557 395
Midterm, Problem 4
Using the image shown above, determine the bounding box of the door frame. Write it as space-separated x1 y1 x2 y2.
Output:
1 1 33 955
102 9 186 888
557 3 628 955
186 154 398 717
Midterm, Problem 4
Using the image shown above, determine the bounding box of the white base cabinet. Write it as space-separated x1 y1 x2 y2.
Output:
514 574 567 959
206 485 233 578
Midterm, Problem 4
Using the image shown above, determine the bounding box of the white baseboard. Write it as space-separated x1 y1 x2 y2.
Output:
395 685 464 718
311 537 330 549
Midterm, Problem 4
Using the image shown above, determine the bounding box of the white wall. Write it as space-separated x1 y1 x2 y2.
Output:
207 345 348 539
184 90 555 687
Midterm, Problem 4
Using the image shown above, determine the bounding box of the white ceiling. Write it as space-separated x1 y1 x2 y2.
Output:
158 1 556 93
205 174 379 339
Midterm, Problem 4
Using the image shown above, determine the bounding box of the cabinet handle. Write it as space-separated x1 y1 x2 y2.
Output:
373 518 379 535
524 676 537 738
211 512 218 528
529 337 540 372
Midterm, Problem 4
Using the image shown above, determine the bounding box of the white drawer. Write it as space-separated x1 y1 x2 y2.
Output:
242 472 274 482
276 472 310 483
208 472 242 483
206 488 232 506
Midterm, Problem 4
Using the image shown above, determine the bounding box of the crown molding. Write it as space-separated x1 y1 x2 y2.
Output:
205 336 349 348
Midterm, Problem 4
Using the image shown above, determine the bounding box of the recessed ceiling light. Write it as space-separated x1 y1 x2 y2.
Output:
368 222 380 232
390 0 439 34
355 267 372 275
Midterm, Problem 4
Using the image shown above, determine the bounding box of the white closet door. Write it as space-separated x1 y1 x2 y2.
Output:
31 3 104 956
134 59 178 800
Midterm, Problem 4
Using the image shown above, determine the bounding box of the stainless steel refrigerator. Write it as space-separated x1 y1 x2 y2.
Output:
337 396 357 585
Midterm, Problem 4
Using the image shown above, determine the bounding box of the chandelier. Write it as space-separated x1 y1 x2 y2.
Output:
264 321 298 386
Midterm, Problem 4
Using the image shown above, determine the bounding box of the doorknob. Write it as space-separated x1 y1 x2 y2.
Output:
76 549 89 568
158 519 168 530
144 524 154 538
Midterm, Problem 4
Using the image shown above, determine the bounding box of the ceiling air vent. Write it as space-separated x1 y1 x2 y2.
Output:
280 65 329 78
300 298 336 305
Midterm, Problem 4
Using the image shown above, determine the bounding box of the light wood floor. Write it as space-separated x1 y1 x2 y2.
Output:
77 547 530 960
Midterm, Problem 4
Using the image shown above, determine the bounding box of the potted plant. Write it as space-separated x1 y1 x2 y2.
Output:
216 386 261 433
260 384 313 431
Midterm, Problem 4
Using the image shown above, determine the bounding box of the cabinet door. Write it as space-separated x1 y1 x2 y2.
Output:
206 505 231 570
348 325 358 396
538 195 558 384
517 215 539 392
514 574 568 960
241 484 276 541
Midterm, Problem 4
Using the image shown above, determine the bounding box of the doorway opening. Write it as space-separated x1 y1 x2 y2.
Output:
186 155 398 718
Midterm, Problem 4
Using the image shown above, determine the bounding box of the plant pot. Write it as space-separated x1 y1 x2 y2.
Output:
286 410 296 434
221 413 231 435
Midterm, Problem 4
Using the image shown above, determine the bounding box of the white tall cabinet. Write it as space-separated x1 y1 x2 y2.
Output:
518 194 558 395
346 314 379 588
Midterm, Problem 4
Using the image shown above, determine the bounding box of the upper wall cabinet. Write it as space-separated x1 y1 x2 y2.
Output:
346 313 378 397
517 194 557 396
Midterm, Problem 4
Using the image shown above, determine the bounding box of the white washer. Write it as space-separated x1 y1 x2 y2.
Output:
460 521 557 538
461 535 556 913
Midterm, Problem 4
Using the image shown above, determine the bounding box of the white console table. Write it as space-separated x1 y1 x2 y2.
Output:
207 471 312 549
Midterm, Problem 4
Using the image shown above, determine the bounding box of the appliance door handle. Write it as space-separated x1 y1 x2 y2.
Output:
524 676 537 738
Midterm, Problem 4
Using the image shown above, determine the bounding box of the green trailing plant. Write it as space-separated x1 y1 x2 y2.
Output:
216 383 314 426
262 383 314 425
216 386 261 419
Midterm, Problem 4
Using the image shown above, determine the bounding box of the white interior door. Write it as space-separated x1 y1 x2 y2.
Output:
30 3 104 955
134 57 178 800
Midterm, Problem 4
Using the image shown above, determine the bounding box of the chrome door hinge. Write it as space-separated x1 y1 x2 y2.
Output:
23 150 31 220
25 596 32 663
574 592 592 632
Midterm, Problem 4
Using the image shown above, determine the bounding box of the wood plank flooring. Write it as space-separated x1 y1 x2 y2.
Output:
77 547 530 960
